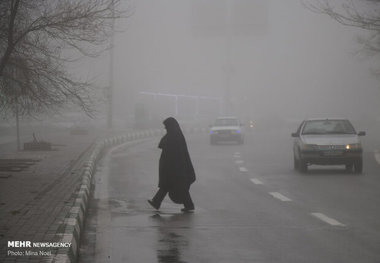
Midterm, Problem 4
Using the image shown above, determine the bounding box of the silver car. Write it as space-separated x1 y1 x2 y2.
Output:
292 118 365 173
209 117 244 145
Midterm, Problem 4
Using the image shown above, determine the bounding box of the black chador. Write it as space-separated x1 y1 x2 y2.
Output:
148 117 196 212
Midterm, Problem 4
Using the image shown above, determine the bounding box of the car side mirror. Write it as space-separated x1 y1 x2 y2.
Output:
358 131 366 136
291 132 299 137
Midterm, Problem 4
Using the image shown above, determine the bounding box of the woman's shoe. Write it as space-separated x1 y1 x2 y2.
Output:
148 200 160 210
181 207 194 212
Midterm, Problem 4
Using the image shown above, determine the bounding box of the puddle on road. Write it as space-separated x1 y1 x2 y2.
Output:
108 198 191 228
157 231 188 263
108 198 131 214
104 198 195 262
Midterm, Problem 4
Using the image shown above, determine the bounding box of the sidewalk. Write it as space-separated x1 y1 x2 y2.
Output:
0 129 104 262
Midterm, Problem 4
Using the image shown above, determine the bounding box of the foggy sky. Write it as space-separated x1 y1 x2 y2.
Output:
91 0 380 125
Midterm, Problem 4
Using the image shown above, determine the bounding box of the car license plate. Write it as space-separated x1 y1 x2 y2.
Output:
323 151 343 156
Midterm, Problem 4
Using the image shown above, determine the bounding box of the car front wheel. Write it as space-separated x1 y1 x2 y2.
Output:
293 154 299 171
353 158 363 174
299 158 308 173
345 163 353 173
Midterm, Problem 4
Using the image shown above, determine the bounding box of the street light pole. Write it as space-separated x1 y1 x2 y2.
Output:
224 0 233 116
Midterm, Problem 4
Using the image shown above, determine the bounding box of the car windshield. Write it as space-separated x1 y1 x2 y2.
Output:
302 120 356 135
214 118 239 126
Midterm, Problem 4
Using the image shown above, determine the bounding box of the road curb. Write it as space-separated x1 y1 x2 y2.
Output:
53 127 207 262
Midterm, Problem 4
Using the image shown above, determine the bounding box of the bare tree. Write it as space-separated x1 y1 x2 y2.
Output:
0 0 131 117
305 0 380 78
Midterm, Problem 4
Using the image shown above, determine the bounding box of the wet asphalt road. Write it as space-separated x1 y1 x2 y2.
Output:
79 127 380 263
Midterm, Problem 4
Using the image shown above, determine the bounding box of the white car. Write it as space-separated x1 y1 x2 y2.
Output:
209 117 244 145
292 118 365 173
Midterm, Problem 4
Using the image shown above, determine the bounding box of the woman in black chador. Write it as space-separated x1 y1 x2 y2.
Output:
148 117 196 212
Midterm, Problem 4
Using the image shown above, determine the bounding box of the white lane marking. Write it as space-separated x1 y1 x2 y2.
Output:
374 150 380 164
235 160 244 164
269 192 292 202
239 167 248 172
311 213 345 226
250 178 263 185
234 152 240 155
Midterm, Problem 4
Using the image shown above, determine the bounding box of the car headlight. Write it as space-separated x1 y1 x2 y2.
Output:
346 143 361 150
302 144 318 151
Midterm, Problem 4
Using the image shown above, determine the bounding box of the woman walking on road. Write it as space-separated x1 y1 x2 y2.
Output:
148 117 196 212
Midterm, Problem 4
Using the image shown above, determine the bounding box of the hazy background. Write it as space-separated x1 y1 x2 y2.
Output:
84 0 380 129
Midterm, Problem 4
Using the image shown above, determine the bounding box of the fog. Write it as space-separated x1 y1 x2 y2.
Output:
77 0 380 129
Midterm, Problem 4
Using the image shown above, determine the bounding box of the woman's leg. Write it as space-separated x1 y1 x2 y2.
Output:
151 188 168 207
182 191 194 210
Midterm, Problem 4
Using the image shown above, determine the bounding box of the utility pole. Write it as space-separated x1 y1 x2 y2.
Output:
15 98 20 151
11 65 21 151
107 0 115 129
